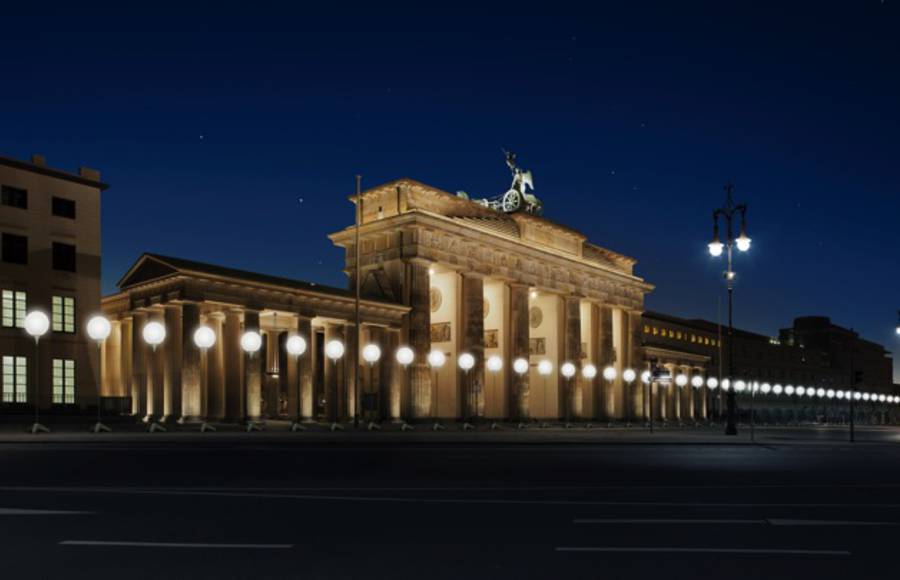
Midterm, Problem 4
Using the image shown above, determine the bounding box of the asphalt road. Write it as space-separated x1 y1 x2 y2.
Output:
0 426 898 579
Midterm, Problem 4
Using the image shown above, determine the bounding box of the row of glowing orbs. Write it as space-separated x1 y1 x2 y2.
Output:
63 314 900 406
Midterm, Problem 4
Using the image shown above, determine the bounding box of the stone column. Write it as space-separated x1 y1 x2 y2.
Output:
206 314 225 420
563 296 582 421
180 302 201 421
297 315 314 421
323 324 344 422
344 322 358 422
244 310 262 420
385 328 402 422
130 312 147 417
404 259 432 419
597 305 614 420
223 309 243 421
508 283 530 420
460 273 485 419
163 304 183 421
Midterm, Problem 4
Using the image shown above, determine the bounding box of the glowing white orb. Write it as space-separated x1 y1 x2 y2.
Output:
675 374 688 387
86 315 111 342
458 352 475 371
192 325 216 349
142 321 166 347
324 339 345 360
602 366 617 381
537 360 553 376
362 343 381 364
707 377 719 390
561 362 576 379
582 364 597 380
487 355 503 373
427 350 446 368
623 368 637 383
286 335 307 356
513 357 529 375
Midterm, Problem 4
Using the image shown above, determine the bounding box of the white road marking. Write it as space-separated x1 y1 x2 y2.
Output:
59 541 292 549
0 507 93 515
767 518 898 526
574 518 766 525
556 547 851 556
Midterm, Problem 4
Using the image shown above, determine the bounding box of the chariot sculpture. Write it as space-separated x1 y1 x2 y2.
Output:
474 150 543 215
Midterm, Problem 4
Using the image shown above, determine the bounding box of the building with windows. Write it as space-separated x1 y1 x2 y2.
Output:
98 177 655 424
0 154 107 411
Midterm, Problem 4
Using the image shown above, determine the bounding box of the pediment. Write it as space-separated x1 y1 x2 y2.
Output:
117 255 179 289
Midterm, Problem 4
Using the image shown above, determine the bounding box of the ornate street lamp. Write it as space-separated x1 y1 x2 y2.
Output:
86 315 112 434
708 183 750 436
24 311 50 434
286 334 308 432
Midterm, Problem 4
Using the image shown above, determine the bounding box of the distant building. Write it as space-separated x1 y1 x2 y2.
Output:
0 154 108 412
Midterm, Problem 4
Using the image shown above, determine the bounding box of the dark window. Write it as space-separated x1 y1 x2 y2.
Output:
52 197 76 219
1 186 27 209
52 242 76 272
1 233 28 264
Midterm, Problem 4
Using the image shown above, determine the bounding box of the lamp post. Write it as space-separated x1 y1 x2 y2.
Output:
623 368 636 427
458 352 476 430
286 334 308 431
241 330 263 432
324 338 346 431
487 355 504 430
396 346 414 430
641 370 652 431
708 183 750 435
707 377 719 425
602 365 616 428
361 343 381 430
581 363 597 428
427 349 446 431
86 315 112 433
141 320 166 432
537 359 552 428
192 324 217 432
24 311 50 434
691 374 703 425
561 362 576 427
513 357 531 429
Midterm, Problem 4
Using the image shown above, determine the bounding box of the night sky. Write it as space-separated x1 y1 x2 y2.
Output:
1 2 898 380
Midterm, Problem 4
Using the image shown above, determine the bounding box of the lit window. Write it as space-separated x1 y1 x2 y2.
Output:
676 331 682 340
690 334 696 343
1 290 26 328
52 296 76 333
1 355 27 403
52 358 76 404
643 325 650 333
652 327 658 335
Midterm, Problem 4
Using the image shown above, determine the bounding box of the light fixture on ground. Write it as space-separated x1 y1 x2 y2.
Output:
360 343 382 431
458 353 477 430
86 315 113 434
395 346 414 430
240 330 264 432
561 362 576 427
427 349 446 431
192 324 218 432
486 356 504 430
322 339 346 431
24 311 50 434
285 335 308 432
140 320 168 432
708 183 750 436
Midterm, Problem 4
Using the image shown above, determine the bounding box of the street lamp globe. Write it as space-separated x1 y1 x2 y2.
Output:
286 335 307 357
734 380 746 393
708 239 724 257
86 315 111 343
707 377 719 390
691 375 703 389
427 350 446 369
561 362 576 379
878 394 886 403
675 374 688 388
862 392 871 401
853 391 862 401
362 344 381 364
192 325 216 350
458 353 475 372
487 355 503 373
324 339 345 361
807 388 816 398
761 382 771 394
826 389 835 399
396 346 414 366
796 386 805 396
538 360 553 376
721 378 731 391
785 385 795 396
513 357 529 375
816 388 825 398
641 370 652 385
773 384 783 395
602 366 616 381
240 330 262 354
735 232 751 252
582 363 597 380
24 311 50 339
142 321 166 349
623 368 637 384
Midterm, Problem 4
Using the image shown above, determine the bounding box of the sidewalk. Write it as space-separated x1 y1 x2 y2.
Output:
0 416 896 445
